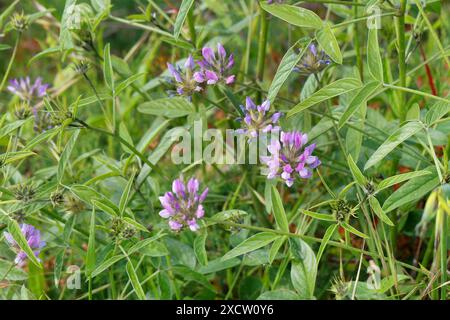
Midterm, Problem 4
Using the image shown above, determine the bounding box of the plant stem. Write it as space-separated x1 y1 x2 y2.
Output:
256 5 269 100
440 200 448 300
353 1 363 80
0 34 21 92
395 0 407 120
383 83 450 104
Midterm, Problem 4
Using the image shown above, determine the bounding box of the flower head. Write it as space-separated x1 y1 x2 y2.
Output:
236 97 282 139
159 177 208 232
4 224 45 266
166 55 203 97
294 43 331 76
194 43 235 86
10 12 29 32
261 131 321 187
7 77 49 101
32 107 54 133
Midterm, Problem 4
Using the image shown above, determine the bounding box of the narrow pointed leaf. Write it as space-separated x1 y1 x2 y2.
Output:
271 186 289 232
316 22 342 64
260 2 322 29
368 196 394 226
339 81 381 129
287 78 361 117
221 232 280 261
364 121 424 170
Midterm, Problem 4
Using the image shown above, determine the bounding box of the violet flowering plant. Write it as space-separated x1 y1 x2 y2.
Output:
294 43 331 76
261 131 321 187
236 97 282 139
4 224 45 267
166 55 203 97
194 43 235 86
159 177 208 232
7 77 49 101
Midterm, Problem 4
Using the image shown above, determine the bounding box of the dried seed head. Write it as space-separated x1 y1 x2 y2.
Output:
50 190 65 207
73 60 90 75
13 184 36 203
64 195 85 214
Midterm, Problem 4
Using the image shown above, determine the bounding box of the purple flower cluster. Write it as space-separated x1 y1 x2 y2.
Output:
4 223 45 266
236 97 282 139
165 43 235 97
159 177 209 232
194 43 235 85
261 131 321 187
7 77 49 101
294 43 331 76
167 55 203 97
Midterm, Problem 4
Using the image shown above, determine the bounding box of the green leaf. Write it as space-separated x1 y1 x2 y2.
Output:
138 97 195 118
54 249 65 287
128 233 166 254
138 241 169 257
347 154 368 187
173 0 195 39
316 224 337 266
28 47 60 65
194 232 208 266
209 210 248 223
377 170 432 192
119 172 135 215
198 257 241 274
85 208 96 277
267 39 310 103
364 121 424 170
103 43 114 90
126 261 146 300
269 236 286 264
57 130 79 183
0 0 19 30
368 196 394 226
271 186 289 232
260 2 322 29
115 73 145 95
367 27 384 82
7 219 42 269
0 260 27 281
340 222 369 239
301 209 336 222
91 254 124 278
382 168 440 212
424 101 450 126
91 199 118 217
119 122 134 154
0 44 11 51
0 119 29 140
221 232 280 261
287 78 361 117
172 266 215 292
290 238 316 299
257 289 300 300
339 81 381 129
406 103 420 121
316 22 342 64
0 151 36 165
59 0 76 50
